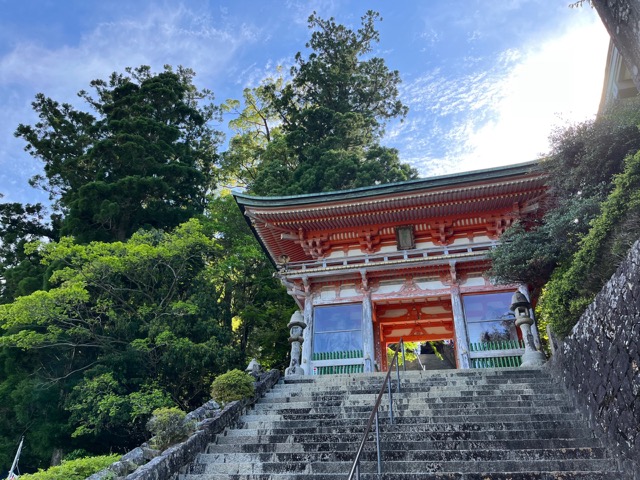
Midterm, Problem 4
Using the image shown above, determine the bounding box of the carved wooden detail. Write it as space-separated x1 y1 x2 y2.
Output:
358 228 381 254
295 230 329 258
429 220 454 245
486 214 515 239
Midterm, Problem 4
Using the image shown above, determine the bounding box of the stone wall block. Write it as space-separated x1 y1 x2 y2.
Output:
117 369 280 480
548 240 640 479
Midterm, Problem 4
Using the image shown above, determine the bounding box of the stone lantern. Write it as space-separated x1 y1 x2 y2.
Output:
245 358 262 379
285 311 306 376
510 292 547 367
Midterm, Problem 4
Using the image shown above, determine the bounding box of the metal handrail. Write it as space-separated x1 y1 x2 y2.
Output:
347 339 405 480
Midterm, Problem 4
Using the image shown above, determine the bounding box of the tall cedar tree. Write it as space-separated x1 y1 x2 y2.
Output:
250 11 417 195
15 66 221 243
0 200 56 303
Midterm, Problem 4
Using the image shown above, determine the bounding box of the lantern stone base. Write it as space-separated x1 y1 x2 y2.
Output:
520 348 547 367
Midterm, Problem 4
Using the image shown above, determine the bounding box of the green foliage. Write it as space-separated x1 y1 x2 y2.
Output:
387 342 418 367
146 406 194 451
538 150 640 337
489 96 640 298
15 65 222 243
488 193 604 289
0 219 239 454
67 373 172 438
0 201 55 303
204 194 295 370
62 449 91 461
242 11 417 195
219 78 286 188
210 369 255 406
18 454 120 480
545 96 640 199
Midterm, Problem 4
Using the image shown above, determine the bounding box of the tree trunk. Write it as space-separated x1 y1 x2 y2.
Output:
592 0 640 91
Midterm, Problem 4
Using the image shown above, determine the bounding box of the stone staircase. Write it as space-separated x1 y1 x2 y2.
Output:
178 368 623 479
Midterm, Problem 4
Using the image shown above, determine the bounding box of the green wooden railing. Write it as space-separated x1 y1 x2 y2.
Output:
315 364 364 375
312 350 363 361
471 356 522 368
469 339 525 351
312 350 364 375
469 339 525 369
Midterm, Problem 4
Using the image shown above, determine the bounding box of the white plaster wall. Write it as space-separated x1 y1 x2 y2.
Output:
461 276 486 287
415 278 446 290
376 281 403 294
415 241 436 249
340 285 358 297
472 235 492 243
320 287 336 301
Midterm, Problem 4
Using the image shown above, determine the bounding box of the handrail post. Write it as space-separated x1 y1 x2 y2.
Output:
401 340 406 372
375 410 382 474
387 377 394 424
346 337 405 480
395 349 401 394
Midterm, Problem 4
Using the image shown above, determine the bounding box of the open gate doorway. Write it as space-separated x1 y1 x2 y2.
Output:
375 296 458 371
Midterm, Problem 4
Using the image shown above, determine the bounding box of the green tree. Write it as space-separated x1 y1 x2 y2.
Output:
488 97 640 293
249 11 417 195
538 150 640 337
204 194 294 369
0 200 56 303
488 193 604 291
220 79 286 188
15 66 221 243
544 97 640 200
0 220 238 455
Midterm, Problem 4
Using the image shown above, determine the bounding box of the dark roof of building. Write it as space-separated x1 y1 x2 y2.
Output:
233 160 541 208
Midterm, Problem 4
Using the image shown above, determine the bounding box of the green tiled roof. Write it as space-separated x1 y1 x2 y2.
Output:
233 160 541 208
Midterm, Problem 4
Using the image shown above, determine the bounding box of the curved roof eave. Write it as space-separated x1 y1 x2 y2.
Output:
233 160 542 208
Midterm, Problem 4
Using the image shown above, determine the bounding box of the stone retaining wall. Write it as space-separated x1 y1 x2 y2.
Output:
547 240 640 478
87 369 280 480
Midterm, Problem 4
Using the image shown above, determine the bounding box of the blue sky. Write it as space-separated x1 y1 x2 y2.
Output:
0 1 608 205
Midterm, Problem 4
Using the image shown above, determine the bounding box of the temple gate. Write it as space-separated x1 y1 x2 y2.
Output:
234 161 546 374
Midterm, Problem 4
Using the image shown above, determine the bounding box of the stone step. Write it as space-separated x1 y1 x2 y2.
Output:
251 392 568 410
274 371 553 386
282 367 549 381
236 410 581 430
188 458 617 475
263 383 565 397
175 368 621 479
271 377 556 392
215 428 597 444
276 371 552 380
228 419 590 437
246 401 572 418
206 437 603 454
178 472 618 480
194 446 609 464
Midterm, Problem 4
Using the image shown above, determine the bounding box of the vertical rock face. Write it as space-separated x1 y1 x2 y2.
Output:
548 240 640 477
593 0 640 91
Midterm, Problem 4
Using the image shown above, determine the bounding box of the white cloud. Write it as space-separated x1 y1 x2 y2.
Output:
0 3 263 203
454 11 609 173
390 9 609 177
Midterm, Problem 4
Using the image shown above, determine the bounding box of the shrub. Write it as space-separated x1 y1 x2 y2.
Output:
538 150 640 337
210 369 255 406
146 406 194 450
19 454 120 480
